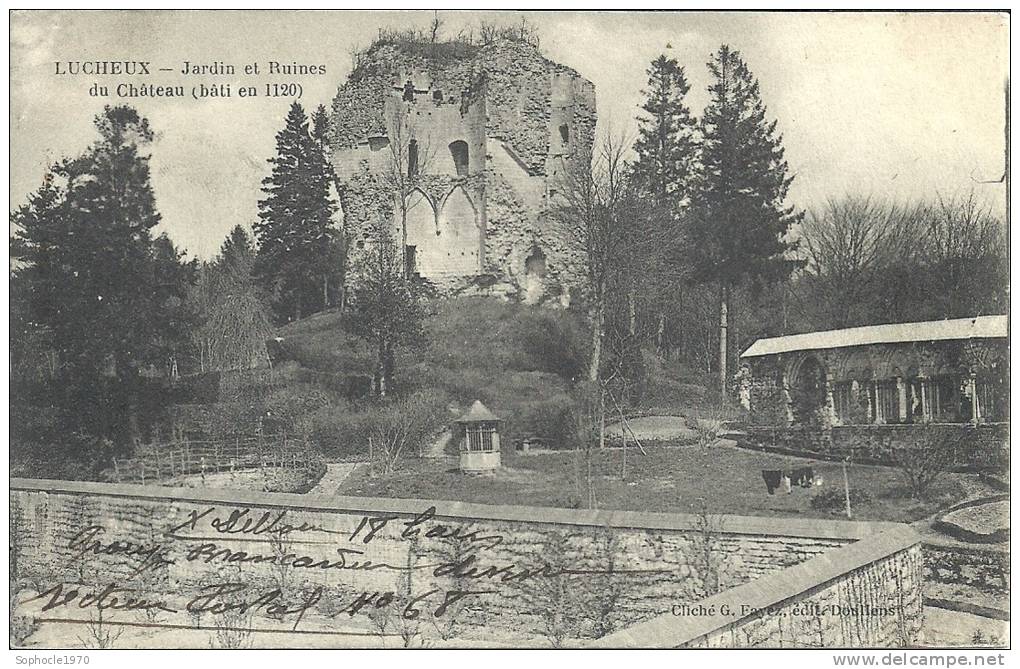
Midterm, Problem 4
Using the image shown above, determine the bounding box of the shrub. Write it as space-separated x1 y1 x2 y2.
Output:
892 425 963 498
810 488 872 513
309 390 451 462
259 384 334 436
512 398 578 450
517 311 586 380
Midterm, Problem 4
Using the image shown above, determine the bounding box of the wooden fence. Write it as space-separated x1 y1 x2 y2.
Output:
109 435 321 485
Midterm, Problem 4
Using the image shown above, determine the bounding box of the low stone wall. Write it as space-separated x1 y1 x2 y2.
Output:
11 478 917 647
744 423 1008 471
593 525 923 648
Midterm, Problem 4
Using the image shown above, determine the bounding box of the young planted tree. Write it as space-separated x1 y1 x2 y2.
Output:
557 134 661 505
632 54 700 361
347 217 431 397
11 105 192 449
255 102 339 322
688 45 802 398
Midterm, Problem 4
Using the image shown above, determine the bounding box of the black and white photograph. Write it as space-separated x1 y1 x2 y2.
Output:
7 8 1011 655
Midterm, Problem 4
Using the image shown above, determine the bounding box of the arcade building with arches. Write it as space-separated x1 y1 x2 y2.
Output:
738 315 1009 466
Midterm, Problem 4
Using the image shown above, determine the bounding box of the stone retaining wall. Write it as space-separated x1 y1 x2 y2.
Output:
11 478 919 647
594 525 924 648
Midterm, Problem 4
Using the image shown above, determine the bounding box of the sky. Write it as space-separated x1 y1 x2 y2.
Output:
10 10 1009 260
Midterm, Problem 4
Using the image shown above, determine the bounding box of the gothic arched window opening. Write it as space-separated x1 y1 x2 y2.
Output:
408 139 419 178
449 140 469 177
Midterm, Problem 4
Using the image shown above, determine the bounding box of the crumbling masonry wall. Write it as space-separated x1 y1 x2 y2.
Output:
330 39 595 302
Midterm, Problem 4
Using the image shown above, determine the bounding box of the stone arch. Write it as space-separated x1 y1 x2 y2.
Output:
404 188 438 277
437 186 482 274
787 354 828 426
523 246 547 304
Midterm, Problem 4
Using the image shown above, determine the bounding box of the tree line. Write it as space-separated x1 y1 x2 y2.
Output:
10 95 430 462
10 42 1006 465
564 45 1006 405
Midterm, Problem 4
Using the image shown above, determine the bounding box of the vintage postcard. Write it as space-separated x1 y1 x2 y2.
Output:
8 9 1010 654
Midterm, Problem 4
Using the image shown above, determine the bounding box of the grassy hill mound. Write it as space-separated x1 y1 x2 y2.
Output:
268 297 588 457
182 296 738 462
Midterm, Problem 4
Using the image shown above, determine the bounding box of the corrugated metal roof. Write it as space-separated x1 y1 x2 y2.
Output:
456 400 500 423
741 315 1008 358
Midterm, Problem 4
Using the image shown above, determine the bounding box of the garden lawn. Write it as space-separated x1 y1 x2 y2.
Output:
336 442 998 524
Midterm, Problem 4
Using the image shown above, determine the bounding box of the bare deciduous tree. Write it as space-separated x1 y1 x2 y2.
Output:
366 392 444 474
799 195 901 328
383 102 439 279
892 426 962 498
556 131 660 384
914 191 1008 319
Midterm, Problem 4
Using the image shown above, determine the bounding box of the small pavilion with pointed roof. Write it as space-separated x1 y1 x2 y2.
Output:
456 400 501 473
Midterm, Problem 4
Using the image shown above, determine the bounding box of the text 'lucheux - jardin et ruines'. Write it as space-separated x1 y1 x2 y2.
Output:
53 60 327 100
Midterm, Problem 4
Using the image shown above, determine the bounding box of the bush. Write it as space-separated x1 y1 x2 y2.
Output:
11 433 118 481
309 389 451 461
259 384 334 435
517 311 586 380
810 488 872 513
891 426 963 498
512 398 578 450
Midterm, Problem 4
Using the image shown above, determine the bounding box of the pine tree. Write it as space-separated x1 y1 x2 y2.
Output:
11 105 191 448
151 233 198 380
632 55 698 211
631 54 699 361
254 102 338 322
311 103 347 309
688 45 802 397
220 223 258 275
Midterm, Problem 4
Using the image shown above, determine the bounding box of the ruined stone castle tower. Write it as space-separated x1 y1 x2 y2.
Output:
329 37 596 303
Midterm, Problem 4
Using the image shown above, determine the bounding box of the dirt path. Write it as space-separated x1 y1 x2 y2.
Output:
605 415 695 441
423 429 453 458
307 463 362 496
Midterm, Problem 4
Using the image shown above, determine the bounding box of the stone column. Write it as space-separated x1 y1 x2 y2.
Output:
824 375 836 428
782 372 794 426
969 374 980 425
896 376 908 423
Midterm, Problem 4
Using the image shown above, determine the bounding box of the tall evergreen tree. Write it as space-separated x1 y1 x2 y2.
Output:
688 45 802 397
254 102 338 322
11 105 191 449
631 54 699 360
311 103 347 309
632 54 698 211
220 223 258 275
151 233 198 379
